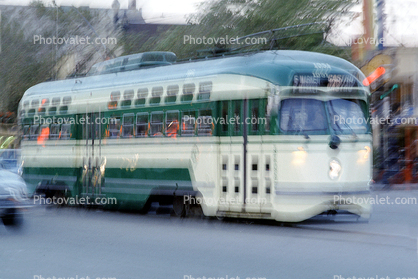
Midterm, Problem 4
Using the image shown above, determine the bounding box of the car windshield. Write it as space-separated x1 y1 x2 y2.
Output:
279 98 369 135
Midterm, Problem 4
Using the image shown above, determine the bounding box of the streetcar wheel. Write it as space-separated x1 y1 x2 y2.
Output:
2 208 23 228
215 212 225 221
139 199 152 215
173 196 186 217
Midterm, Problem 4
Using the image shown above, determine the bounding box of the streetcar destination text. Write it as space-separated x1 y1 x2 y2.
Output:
293 73 357 93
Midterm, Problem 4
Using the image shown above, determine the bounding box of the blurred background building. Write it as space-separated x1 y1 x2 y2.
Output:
353 0 418 184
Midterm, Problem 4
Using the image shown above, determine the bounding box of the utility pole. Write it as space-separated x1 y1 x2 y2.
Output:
376 0 385 50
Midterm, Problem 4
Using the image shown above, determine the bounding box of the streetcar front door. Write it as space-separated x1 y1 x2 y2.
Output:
218 99 271 215
81 111 105 199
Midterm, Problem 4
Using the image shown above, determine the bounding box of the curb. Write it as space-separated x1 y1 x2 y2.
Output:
372 183 418 191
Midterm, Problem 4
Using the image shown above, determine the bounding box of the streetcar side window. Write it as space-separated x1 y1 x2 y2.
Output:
41 98 50 107
31 99 39 108
182 83 195 102
136 88 148 107
122 113 134 138
198 81 212 100
23 125 30 140
59 106 68 114
49 107 57 115
197 109 213 136
136 113 149 137
109 92 120 110
181 110 195 136
232 100 242 136
51 97 60 106
61 124 72 140
38 125 50 143
165 111 179 138
150 87 163 105
108 118 121 138
63 96 72 105
250 99 259 134
50 124 60 140
38 107 46 116
122 90 134 108
165 85 179 103
30 125 40 140
150 112 163 136
220 101 228 134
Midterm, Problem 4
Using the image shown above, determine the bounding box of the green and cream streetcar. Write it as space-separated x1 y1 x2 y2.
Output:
18 50 372 222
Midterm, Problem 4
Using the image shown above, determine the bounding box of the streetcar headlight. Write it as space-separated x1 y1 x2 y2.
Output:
357 146 371 164
292 147 307 165
364 146 371 159
329 159 341 180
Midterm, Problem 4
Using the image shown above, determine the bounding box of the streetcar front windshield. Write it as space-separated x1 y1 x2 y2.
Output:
280 98 328 134
327 99 369 135
279 98 369 135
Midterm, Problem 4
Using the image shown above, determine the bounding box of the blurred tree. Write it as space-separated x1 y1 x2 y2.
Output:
0 1 122 113
123 0 359 60
0 14 54 113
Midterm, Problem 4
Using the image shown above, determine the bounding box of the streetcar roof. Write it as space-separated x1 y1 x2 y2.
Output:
21 50 367 99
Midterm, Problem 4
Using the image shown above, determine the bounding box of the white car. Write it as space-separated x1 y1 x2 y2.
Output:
0 169 30 227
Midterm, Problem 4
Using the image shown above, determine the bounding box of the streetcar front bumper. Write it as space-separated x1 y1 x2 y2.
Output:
271 186 372 222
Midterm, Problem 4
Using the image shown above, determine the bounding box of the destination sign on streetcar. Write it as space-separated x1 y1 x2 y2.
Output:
293 73 358 93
